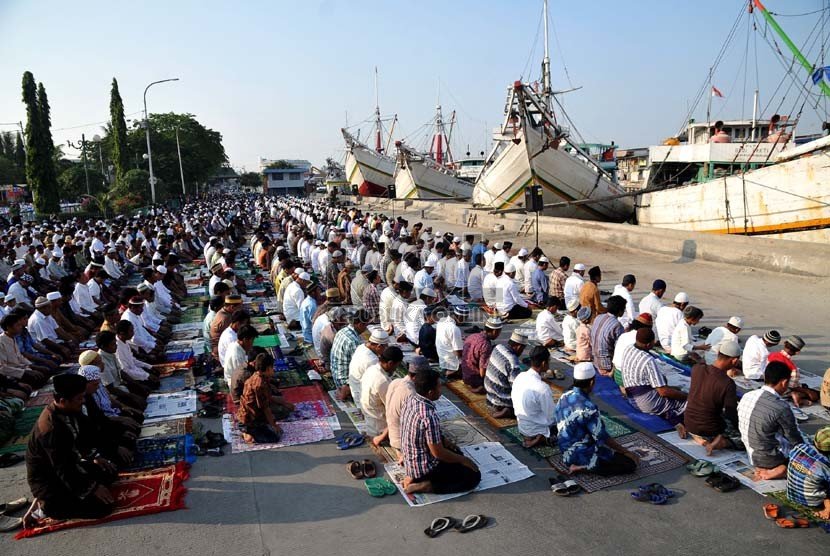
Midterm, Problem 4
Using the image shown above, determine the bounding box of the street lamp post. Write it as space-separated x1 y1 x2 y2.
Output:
92 134 106 187
175 126 186 196
66 134 91 195
143 78 179 204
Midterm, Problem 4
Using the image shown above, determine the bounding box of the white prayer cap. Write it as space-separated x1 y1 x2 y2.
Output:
35 296 50 307
674 292 689 303
518 248 529 257
107 247 117 254
509 331 528 345
34 257 46 265
566 298 580 311
425 254 438 267
453 236 461 243
539 256 550 264
4 294 14 302
727 316 743 328
504 263 516 273
718 340 742 358
421 287 436 298
77 365 101 381
573 263 586 271
493 242 502 249
573 362 597 380
333 250 343 258
361 263 374 273
223 248 231 254
155 265 167 274
137 283 150 292
52 247 63 258
369 329 390 345
46 291 62 301
485 317 504 329
11 259 25 270
298 272 311 281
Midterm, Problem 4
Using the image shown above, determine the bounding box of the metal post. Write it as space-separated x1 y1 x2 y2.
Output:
81 134 90 195
143 78 180 204
176 126 186 196
535 210 539 249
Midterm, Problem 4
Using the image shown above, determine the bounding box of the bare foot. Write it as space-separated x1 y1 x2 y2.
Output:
492 407 514 419
22 498 42 529
403 477 432 494
704 434 728 456
241 433 255 444
568 464 586 474
675 423 687 440
470 385 486 394
522 435 545 449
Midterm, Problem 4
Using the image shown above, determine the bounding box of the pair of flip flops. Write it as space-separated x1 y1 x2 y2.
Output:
365 477 397 497
763 504 811 528
686 459 717 477
549 476 581 497
630 483 676 505
336 432 365 450
347 459 376 479
424 515 490 537
704 471 739 492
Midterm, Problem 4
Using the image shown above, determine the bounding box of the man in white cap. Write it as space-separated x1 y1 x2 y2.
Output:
350 263 371 307
484 331 528 418
655 292 689 351
612 274 637 329
531 256 550 305
498 263 534 319
563 263 586 309
461 317 503 394
28 296 74 360
556 361 639 475
509 248 529 291
670 306 709 363
404 287 437 345
703 316 743 365
562 298 581 352
435 305 466 379
413 255 436 299
361 345 405 446
512 346 559 447
283 271 310 329
482 262 503 308
536 296 564 349
103 248 124 283
741 330 780 380
349 328 390 407
483 241 497 273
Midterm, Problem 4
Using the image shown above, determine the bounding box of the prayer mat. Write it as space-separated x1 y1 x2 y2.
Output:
592 375 675 434
157 370 196 393
145 391 198 420
279 384 331 407
26 387 55 408
445 379 486 404
0 406 45 455
441 418 495 447
274 370 312 388
501 415 634 461
139 416 193 439
547 432 688 493
282 400 333 421
15 462 189 539
128 434 196 471
767 491 829 523
221 414 335 453
467 399 517 429
153 361 194 374
320 373 336 392
253 334 281 348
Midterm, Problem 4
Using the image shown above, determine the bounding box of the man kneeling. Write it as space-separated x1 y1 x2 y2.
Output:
25 373 117 522
400 368 481 495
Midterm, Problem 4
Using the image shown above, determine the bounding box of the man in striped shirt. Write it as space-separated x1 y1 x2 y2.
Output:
590 296 626 376
549 256 570 301
400 368 480 495
484 332 528 418
786 427 830 520
620 328 687 434
738 361 807 481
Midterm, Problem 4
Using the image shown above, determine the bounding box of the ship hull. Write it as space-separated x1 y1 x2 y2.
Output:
345 147 395 197
394 158 474 200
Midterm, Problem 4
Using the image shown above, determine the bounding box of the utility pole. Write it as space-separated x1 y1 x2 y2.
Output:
176 126 186 196
143 78 180 204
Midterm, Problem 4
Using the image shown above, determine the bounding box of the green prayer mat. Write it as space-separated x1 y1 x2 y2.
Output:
501 414 636 460
0 406 45 455
767 491 829 523
275 370 312 388
253 335 281 348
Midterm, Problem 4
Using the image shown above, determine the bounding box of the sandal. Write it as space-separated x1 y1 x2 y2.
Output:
630 490 668 505
0 497 29 515
0 454 23 468
792 516 810 528
550 482 570 497
564 480 581 495
424 516 458 538
686 459 716 477
454 514 489 533
763 503 780 520
361 459 377 479
775 517 796 529
0 515 22 533
206 447 224 457
336 432 365 450
639 483 676 499
347 460 364 480
713 474 739 493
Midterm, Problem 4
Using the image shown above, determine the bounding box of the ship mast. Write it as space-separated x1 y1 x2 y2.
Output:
541 0 552 109
751 0 830 99
374 66 383 153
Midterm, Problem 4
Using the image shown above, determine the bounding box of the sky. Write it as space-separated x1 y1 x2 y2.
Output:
1 0 828 171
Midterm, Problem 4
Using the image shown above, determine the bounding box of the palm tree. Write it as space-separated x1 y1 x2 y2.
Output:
80 191 112 219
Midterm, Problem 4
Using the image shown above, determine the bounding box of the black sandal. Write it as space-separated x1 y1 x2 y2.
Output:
0 453 23 468
424 516 458 538
455 514 489 533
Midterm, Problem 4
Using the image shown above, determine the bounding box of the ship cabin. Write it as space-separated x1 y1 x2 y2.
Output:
646 119 794 187
563 143 619 182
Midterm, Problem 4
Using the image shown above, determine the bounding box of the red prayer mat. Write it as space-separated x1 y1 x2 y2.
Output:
15 462 189 539
279 384 332 408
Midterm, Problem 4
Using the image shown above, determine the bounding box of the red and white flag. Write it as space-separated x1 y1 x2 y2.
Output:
711 85 724 98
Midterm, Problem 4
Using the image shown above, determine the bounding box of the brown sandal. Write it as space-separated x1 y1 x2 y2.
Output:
763 503 780 520
361 459 377 479
347 460 364 479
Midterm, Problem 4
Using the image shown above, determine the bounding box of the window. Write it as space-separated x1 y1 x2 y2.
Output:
289 172 302 180
271 173 283 181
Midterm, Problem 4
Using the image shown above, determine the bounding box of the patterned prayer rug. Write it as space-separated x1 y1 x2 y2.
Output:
467 399 517 429
274 370 312 389
282 400 333 421
0 406 45 455
127 434 196 471
157 370 196 393
445 379 486 404
15 463 189 539
278 384 331 407
139 416 193 439
26 388 55 408
767 490 829 523
221 414 335 453
501 415 635 460
441 418 495 447
547 432 688 493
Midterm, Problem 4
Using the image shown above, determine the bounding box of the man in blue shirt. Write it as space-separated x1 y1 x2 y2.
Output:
786 426 830 519
531 256 550 305
470 238 488 270
555 361 640 476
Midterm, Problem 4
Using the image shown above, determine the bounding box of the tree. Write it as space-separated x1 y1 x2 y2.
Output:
58 163 105 199
109 78 129 187
14 132 25 169
240 171 262 190
22 72 60 215
266 160 295 169
0 132 13 160
36 83 60 212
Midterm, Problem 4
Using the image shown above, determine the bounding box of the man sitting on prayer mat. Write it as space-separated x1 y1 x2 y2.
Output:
386 357 425 459
536 296 564 348
684 340 744 456
561 298 580 353
484 331 528 419
26 373 117 521
555 362 639 476
741 329 780 381
227 325 260 395
349 328 389 407
670 306 709 364
786 426 830 520
620 328 687 435
738 361 808 480
460 316 502 394
512 346 558 448
768 335 818 408
361 346 404 447
435 305 466 379
400 367 481 495
237 353 283 444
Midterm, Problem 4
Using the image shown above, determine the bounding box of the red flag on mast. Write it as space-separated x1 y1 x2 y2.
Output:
711 85 724 98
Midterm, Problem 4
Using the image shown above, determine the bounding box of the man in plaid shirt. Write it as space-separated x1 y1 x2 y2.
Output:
361 270 382 322
330 309 370 400
549 256 570 304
